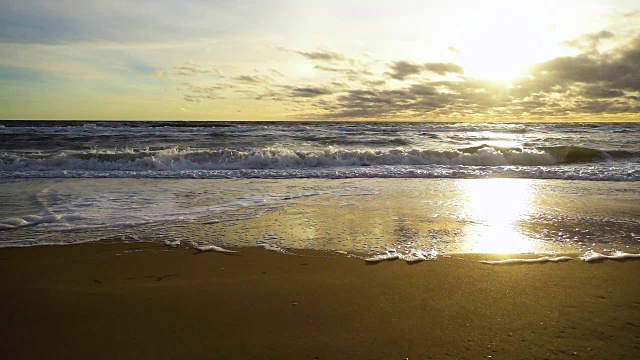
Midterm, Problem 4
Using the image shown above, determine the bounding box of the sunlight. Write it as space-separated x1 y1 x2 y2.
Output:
453 5 561 82
459 179 537 253
471 131 522 149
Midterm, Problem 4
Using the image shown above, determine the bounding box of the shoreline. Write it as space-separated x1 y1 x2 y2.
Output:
1 242 639 359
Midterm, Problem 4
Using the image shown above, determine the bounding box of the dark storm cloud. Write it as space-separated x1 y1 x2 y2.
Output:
386 61 464 80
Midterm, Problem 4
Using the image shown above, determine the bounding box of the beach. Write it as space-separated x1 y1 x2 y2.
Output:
3 0 640 356
1 243 639 359
1 121 639 359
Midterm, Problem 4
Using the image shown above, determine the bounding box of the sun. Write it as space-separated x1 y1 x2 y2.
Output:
451 4 565 83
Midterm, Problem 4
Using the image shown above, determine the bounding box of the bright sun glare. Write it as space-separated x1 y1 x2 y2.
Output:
460 179 537 253
454 5 560 82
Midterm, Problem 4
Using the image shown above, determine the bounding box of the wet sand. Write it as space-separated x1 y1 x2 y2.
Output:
1 243 639 359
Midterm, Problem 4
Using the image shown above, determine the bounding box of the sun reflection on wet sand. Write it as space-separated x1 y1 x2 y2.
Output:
459 179 538 254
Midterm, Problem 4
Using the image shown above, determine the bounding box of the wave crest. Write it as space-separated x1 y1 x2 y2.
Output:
2 145 631 173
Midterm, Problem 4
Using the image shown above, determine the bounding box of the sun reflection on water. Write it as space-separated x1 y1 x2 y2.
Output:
459 179 537 254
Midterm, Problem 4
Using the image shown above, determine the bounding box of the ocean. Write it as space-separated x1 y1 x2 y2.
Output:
1 121 639 260
1 121 638 180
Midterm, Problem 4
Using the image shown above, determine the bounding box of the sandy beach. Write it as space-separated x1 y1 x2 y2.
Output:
2 1 640 357
1 243 639 360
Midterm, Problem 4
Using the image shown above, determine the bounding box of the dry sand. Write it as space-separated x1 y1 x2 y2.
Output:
1 243 639 359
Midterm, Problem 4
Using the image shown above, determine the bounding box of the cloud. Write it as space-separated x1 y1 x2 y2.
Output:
623 10 640 18
295 50 349 62
288 32 640 119
314 65 373 76
308 84 460 119
179 82 230 102
563 30 615 53
234 74 274 84
173 62 222 76
386 60 464 80
157 61 222 78
289 86 334 97
582 85 625 98
423 63 464 75
266 69 286 77
296 49 347 62
278 46 360 65
524 34 640 93
256 85 335 101
164 28 640 120
386 61 424 80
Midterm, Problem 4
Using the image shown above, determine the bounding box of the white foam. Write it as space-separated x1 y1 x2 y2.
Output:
0 214 63 230
0 146 585 173
257 243 292 254
399 249 438 263
364 250 400 263
365 249 437 263
195 244 239 254
480 256 573 265
579 250 640 262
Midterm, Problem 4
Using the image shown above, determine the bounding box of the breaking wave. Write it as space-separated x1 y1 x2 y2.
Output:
1 145 634 173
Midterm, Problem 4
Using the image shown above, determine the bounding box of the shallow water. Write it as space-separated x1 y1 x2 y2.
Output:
1 178 638 259
1 121 638 259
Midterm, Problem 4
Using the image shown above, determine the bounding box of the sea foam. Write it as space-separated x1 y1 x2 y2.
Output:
194 244 239 254
365 249 437 263
480 256 573 265
0 214 68 230
579 250 640 262
0 145 631 172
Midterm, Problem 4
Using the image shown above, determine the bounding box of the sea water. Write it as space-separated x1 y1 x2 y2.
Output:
0 121 638 260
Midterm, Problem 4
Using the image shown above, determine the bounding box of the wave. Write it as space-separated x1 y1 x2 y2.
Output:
364 249 438 263
293 135 411 146
480 256 573 265
579 250 640 262
0 214 85 230
1 145 635 173
194 244 239 254
478 251 640 264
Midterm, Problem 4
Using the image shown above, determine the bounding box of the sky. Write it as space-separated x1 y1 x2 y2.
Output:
0 0 639 121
